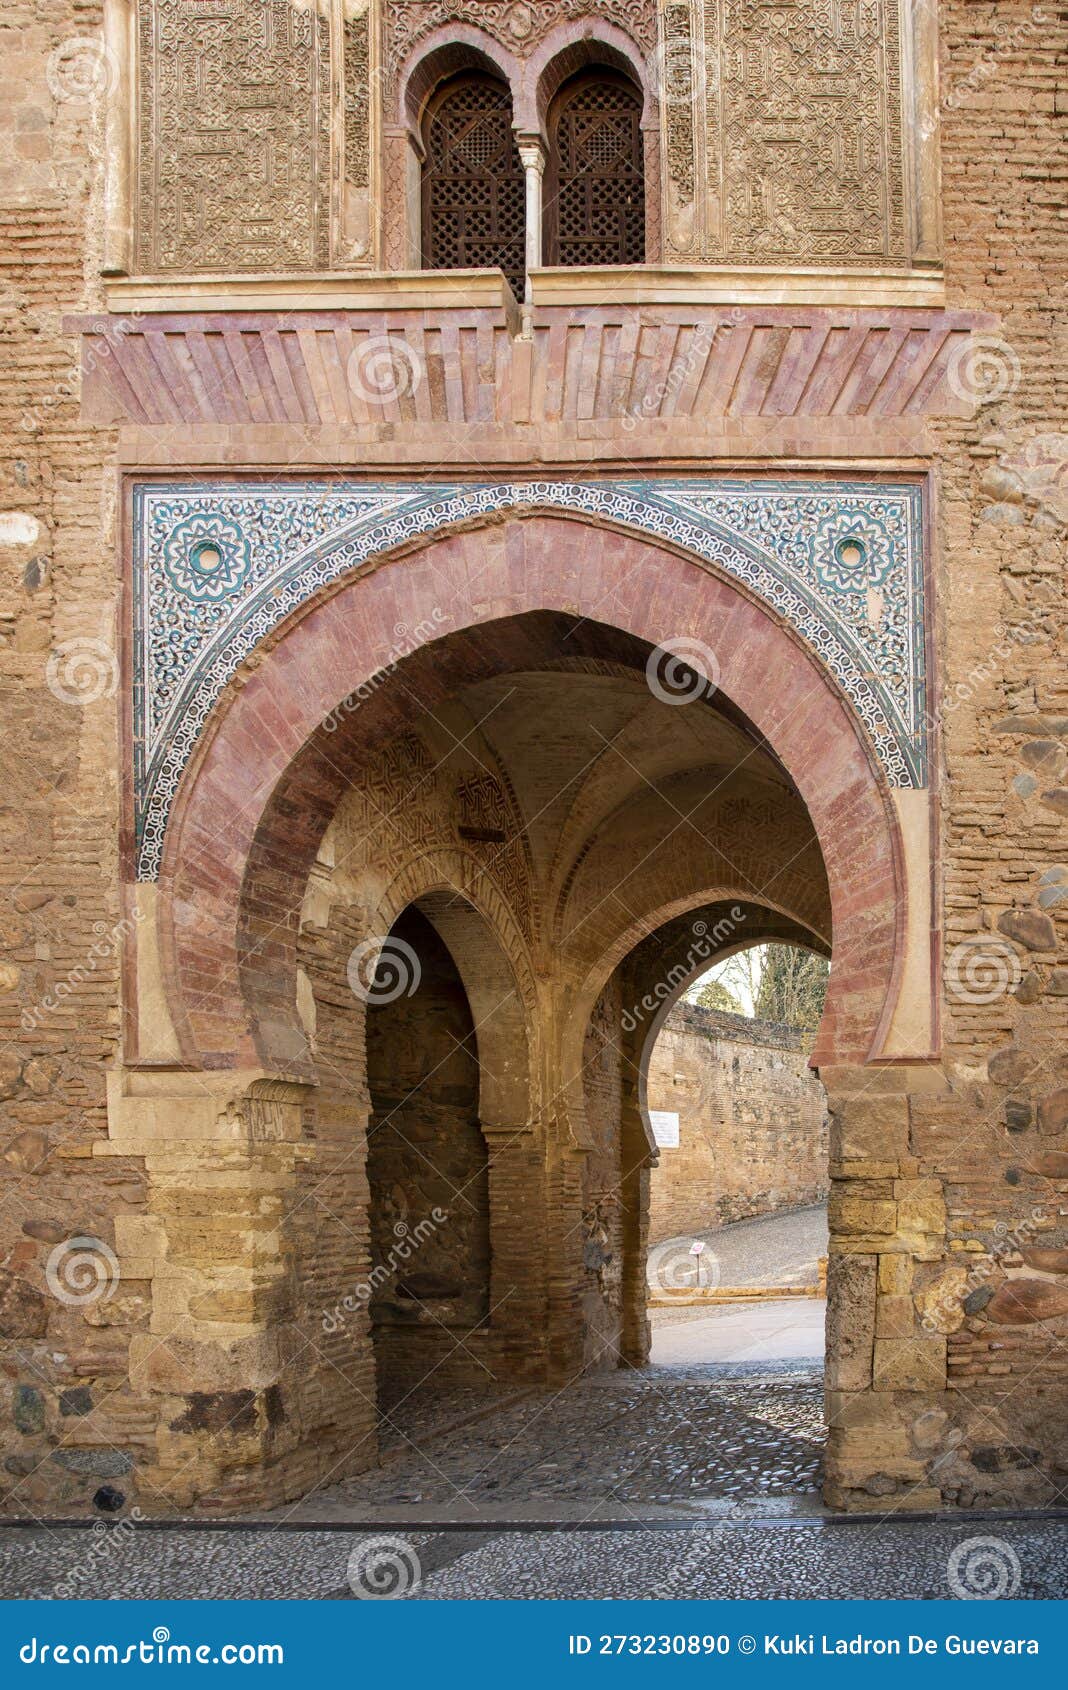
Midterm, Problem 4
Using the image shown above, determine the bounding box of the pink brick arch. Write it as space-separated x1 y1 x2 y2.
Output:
154 512 906 1074
520 21 655 133
395 26 524 129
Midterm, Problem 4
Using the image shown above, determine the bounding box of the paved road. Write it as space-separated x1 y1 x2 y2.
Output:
1 1517 1064 1601
648 1203 828 1292
278 1365 826 1524
650 1298 825 1366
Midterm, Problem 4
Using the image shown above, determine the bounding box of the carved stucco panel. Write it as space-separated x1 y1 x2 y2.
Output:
135 0 378 272
703 0 908 266
381 0 658 91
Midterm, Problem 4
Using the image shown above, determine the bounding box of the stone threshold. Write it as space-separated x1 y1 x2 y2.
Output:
256 1496 829 1527
648 1286 824 1306
4 1506 1066 1533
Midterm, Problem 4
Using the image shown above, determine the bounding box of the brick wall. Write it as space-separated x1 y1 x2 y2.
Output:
647 1003 829 1245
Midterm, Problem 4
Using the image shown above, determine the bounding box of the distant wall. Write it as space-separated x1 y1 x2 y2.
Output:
647 1002 828 1245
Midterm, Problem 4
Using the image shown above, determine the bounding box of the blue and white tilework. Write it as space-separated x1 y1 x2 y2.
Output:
132 478 927 879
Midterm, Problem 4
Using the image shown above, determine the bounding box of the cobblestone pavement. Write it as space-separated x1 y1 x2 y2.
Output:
279 1363 825 1524
649 1204 829 1292
1 1518 1065 1601
3 1358 1065 1601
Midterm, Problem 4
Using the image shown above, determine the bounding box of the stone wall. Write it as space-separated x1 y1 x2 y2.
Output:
0 0 137 1518
647 1003 828 1245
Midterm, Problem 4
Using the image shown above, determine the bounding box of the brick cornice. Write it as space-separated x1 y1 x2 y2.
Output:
67 299 996 446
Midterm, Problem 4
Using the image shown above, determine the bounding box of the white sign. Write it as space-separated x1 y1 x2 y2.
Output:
689 1241 706 1256
649 1110 680 1148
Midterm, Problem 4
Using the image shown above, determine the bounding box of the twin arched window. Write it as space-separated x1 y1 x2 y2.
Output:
421 66 645 291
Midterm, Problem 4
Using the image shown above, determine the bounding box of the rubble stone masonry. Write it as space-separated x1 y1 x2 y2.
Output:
647 1003 828 1245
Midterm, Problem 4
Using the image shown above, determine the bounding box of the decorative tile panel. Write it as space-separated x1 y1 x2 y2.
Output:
131 477 927 878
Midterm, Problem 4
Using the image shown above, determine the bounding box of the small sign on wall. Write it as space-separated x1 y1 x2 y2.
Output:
649 1110 680 1148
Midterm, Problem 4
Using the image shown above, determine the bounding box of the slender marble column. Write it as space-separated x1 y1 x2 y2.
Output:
517 136 546 337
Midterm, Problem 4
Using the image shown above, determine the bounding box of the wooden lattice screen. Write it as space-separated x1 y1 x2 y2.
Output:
544 72 645 268
421 76 526 298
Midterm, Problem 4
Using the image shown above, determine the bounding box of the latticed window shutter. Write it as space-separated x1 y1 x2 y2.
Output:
421 76 526 298
545 73 646 269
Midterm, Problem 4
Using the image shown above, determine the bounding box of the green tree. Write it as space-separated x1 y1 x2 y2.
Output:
694 976 743 1014
754 945 829 1033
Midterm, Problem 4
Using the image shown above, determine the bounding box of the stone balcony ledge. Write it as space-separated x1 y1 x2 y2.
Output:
98 264 947 316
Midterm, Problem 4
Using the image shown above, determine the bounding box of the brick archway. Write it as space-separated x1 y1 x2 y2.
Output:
621 902 831 1141
156 512 905 1079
